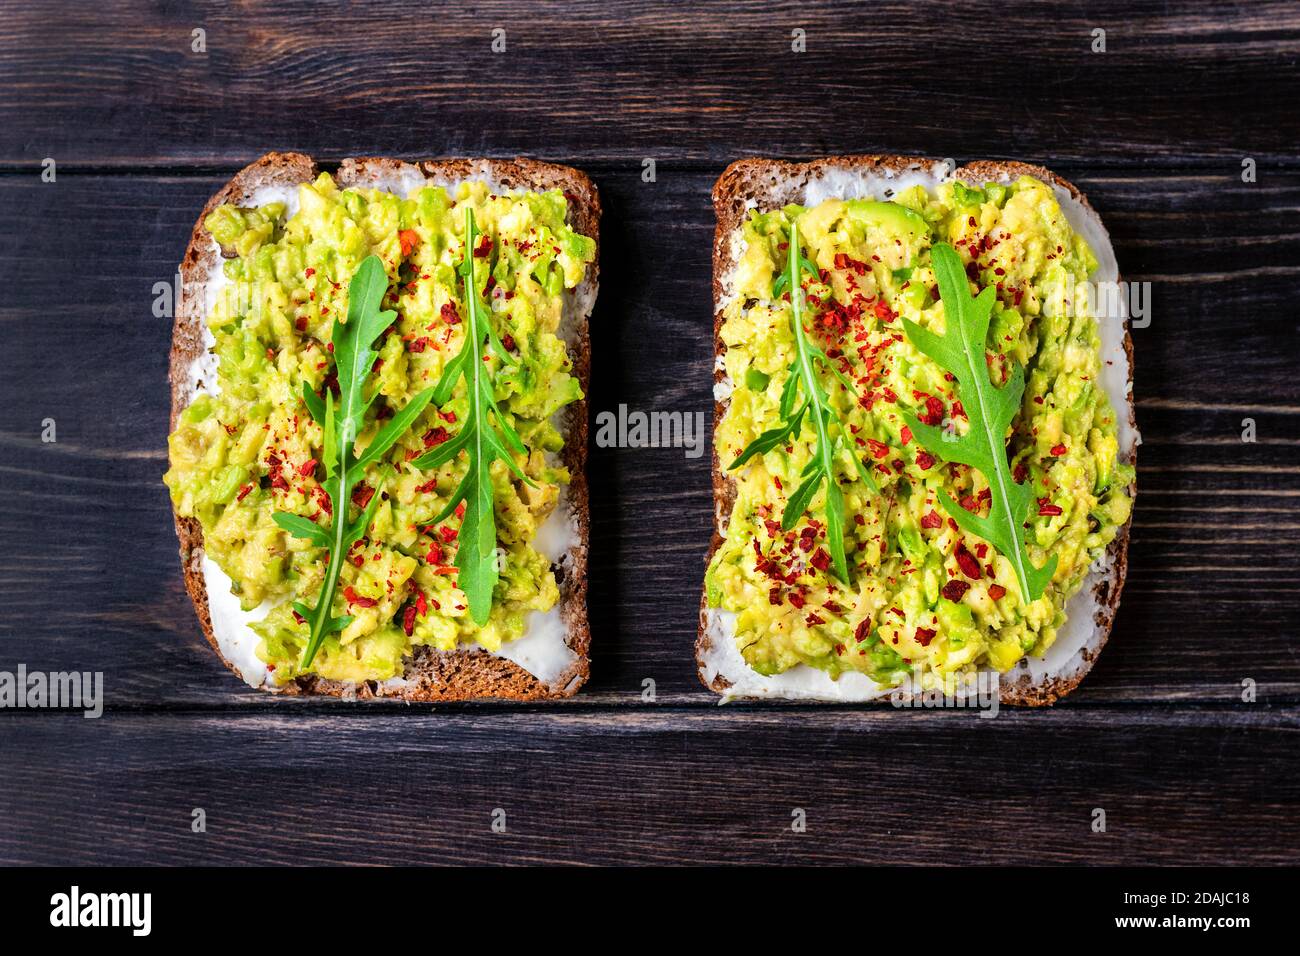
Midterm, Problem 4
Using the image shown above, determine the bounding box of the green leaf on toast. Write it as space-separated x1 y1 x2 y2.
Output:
728 218 878 583
900 242 1057 603
275 254 438 669
411 207 537 625
272 512 331 548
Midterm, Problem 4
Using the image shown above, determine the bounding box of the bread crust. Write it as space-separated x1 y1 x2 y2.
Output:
696 155 1137 705
169 152 599 701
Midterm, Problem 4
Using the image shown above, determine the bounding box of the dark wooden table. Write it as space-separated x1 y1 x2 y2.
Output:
1 0 1297 865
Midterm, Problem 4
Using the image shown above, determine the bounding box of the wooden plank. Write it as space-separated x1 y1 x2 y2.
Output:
0 1 1298 167
1 708 1296 864
0 168 1297 706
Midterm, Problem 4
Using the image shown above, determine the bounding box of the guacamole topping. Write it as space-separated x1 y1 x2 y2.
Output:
705 176 1134 689
165 173 596 685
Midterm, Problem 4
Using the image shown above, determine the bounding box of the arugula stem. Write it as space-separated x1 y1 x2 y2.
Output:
959 307 1032 603
302 466 352 668
463 217 488 590
464 215 485 443
788 222 837 505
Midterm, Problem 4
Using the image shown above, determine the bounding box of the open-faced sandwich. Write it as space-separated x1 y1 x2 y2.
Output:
164 152 599 700
699 156 1137 704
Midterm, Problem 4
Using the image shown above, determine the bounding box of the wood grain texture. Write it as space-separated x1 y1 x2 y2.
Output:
0 0 1297 866
2 708 1297 865
0 1 1298 167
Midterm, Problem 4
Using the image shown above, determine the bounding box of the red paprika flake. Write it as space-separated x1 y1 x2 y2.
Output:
817 300 852 338
474 234 493 257
920 510 942 529
941 579 970 602
988 584 1007 600
916 394 945 426
927 395 946 422
440 302 462 325
402 605 417 636
1038 500 1063 516
343 586 378 608
854 618 871 643
954 545 982 580
422 426 449 447
788 592 807 610
398 229 421 258
833 252 869 275
1050 443 1067 456
900 425 913 446
866 438 890 460
915 450 936 471
810 548 832 572
351 484 375 509
914 627 936 647
805 613 826 627
438 526 459 543
769 587 782 606
297 458 317 477
235 484 253 502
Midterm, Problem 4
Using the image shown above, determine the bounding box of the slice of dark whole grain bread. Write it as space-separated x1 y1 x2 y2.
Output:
696 155 1137 705
170 151 599 701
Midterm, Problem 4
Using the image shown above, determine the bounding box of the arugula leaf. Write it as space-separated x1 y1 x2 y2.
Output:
412 207 534 625
900 242 1057 603
271 512 331 548
276 254 435 668
727 219 878 583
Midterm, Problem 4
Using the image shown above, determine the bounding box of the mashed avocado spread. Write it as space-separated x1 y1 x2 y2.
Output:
165 173 596 683
706 176 1134 688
